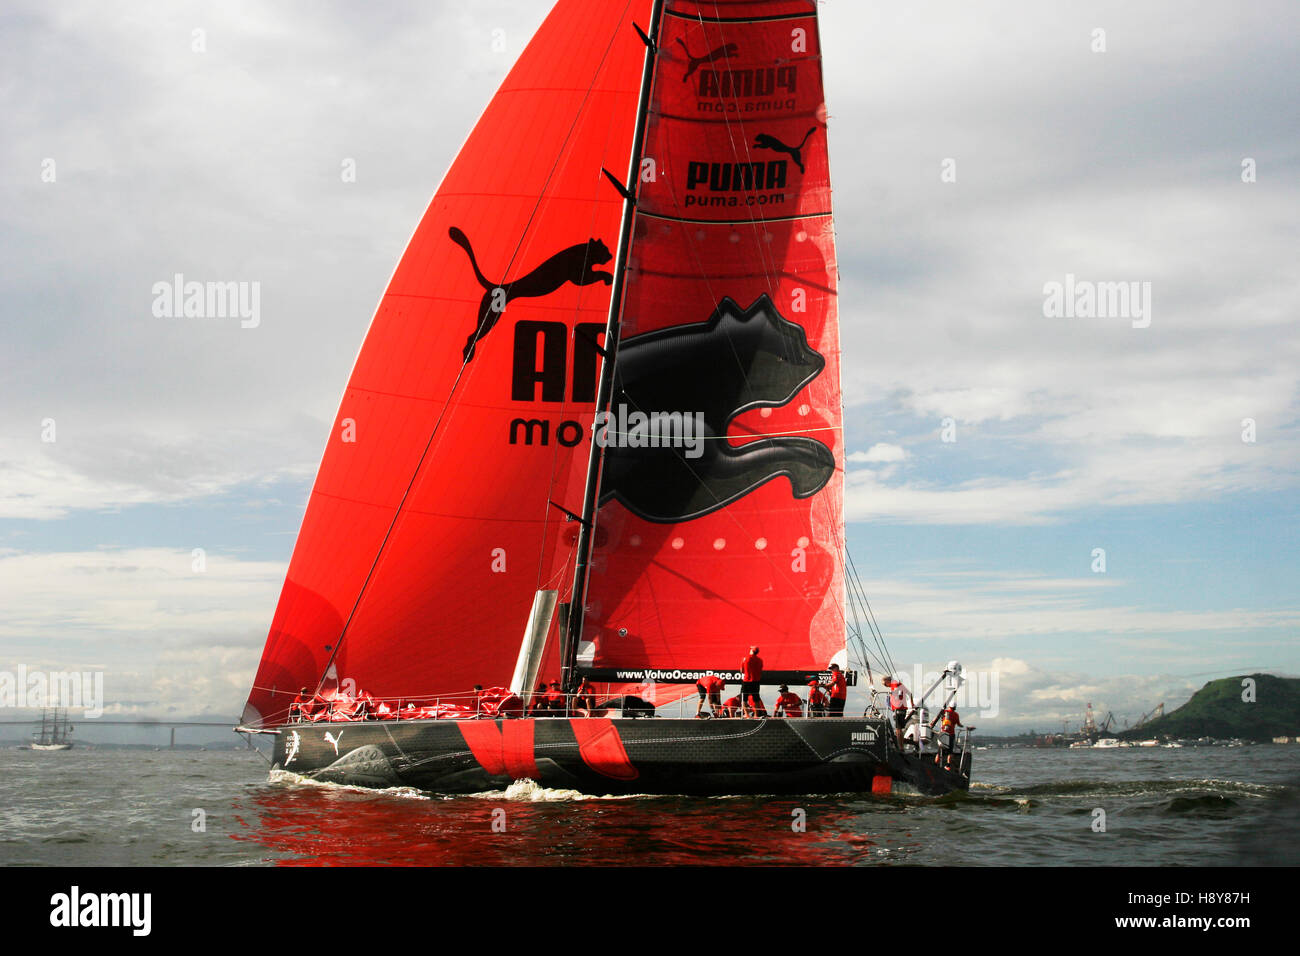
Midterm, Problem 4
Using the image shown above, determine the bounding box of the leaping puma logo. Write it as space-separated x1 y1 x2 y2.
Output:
600 295 833 523
676 37 739 82
753 128 818 174
450 228 614 363
324 731 343 756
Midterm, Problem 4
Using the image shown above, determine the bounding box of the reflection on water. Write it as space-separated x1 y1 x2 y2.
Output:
233 776 904 866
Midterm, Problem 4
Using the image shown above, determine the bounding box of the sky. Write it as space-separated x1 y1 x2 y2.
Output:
1 0 1296 736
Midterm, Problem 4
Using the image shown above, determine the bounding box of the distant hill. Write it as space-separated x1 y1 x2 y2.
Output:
1121 674 1300 742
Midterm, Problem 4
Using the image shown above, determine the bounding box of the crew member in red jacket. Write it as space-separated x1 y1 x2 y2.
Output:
290 687 313 721
544 680 567 715
827 663 848 717
773 684 803 718
807 679 828 717
695 673 727 717
884 676 913 750
720 695 742 718
741 646 765 718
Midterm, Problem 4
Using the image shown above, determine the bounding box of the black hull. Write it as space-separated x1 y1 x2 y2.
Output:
269 716 969 797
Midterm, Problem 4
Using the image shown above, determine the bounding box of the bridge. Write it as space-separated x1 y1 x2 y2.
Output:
1 719 245 749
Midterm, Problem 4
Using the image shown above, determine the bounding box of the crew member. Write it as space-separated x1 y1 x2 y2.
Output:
741 646 765 718
884 676 912 751
529 682 550 715
695 673 726 717
773 684 803 718
544 680 567 715
573 676 596 716
720 695 742 718
290 687 313 722
931 704 964 770
807 679 828 717
827 663 848 717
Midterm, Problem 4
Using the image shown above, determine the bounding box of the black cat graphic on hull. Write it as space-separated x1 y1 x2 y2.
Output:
449 227 613 363
600 295 834 523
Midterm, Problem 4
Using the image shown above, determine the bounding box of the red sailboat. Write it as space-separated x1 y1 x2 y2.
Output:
239 0 972 797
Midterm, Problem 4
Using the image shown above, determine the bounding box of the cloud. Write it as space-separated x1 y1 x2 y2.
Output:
846 443 908 464
0 547 284 716
823 2 1300 525
855 568 1300 644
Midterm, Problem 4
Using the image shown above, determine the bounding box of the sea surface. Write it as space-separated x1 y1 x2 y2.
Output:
2 744 1298 866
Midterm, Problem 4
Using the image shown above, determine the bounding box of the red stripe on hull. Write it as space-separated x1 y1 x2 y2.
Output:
871 774 892 795
459 721 508 776
458 721 540 780
501 720 540 780
571 719 638 780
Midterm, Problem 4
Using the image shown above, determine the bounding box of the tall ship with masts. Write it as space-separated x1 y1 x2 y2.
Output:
239 0 973 797
25 708 74 751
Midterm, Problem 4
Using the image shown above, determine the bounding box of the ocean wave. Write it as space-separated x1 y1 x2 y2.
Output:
465 778 648 802
1008 778 1279 799
266 767 430 800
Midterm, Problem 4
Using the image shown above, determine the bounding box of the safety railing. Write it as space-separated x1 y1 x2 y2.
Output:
282 685 890 722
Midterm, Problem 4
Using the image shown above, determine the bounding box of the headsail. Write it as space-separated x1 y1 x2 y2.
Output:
577 0 846 692
243 0 649 726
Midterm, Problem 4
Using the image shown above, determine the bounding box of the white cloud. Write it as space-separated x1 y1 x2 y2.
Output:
846 443 908 464
0 548 284 716
853 568 1300 646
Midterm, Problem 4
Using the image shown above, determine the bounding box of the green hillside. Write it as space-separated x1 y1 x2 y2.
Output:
1120 674 1300 742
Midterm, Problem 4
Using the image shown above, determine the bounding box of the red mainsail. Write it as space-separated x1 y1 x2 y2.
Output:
577 0 847 690
243 0 650 725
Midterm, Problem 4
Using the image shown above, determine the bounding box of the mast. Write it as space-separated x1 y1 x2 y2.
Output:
561 0 665 694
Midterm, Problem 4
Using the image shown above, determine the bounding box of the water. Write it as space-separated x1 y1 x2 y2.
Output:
2 744 1297 866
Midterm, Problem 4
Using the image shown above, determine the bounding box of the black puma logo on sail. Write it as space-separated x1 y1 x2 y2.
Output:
676 37 739 82
753 128 817 174
449 227 614 363
600 295 834 523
